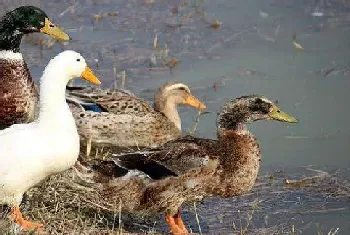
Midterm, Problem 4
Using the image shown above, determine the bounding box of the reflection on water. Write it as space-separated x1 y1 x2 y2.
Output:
2 0 350 233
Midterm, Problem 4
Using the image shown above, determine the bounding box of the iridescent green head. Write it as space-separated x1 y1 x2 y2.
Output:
0 6 70 52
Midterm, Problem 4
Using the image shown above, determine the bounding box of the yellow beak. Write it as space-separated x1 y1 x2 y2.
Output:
40 18 70 41
268 105 298 123
80 67 101 85
184 94 206 110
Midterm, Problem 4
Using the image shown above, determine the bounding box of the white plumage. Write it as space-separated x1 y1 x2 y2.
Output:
0 50 100 232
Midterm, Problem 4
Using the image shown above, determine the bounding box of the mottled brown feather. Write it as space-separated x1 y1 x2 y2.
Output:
69 82 202 150
0 59 37 127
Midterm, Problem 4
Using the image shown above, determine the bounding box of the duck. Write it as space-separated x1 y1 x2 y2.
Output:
75 95 298 235
0 6 70 128
0 50 100 233
67 81 206 152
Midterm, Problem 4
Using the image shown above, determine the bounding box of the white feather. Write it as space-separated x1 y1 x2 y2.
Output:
0 50 89 206
0 50 23 61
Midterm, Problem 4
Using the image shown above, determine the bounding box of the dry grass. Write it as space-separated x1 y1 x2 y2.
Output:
0 169 162 235
1 166 349 234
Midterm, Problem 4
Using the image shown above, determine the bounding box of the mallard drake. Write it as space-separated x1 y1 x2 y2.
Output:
0 50 100 232
0 6 70 128
67 81 206 151
76 95 297 235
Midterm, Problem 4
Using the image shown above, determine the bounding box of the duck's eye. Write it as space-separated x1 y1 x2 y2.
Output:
49 24 55 28
178 87 186 91
76 58 81 62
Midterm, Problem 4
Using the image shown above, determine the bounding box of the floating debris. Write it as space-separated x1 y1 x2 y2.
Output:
121 70 126 89
165 58 179 69
210 20 222 29
149 53 157 67
292 33 303 50
93 11 118 23
311 9 324 17
255 25 277 43
153 32 158 49
285 168 329 188
259 10 269 18
274 24 280 37
171 6 179 14
59 2 78 17
323 66 339 77
317 64 350 77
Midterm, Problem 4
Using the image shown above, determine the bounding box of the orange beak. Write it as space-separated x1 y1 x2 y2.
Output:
184 94 206 110
80 66 101 85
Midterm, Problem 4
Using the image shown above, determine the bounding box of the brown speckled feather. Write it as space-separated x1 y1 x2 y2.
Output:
67 87 153 114
75 110 181 148
0 59 37 127
145 136 219 175
94 95 153 114
68 82 204 150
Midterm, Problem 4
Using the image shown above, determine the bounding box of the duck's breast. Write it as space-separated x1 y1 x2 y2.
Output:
0 57 38 126
0 123 79 201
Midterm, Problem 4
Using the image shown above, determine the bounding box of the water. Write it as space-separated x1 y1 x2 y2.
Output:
2 0 350 233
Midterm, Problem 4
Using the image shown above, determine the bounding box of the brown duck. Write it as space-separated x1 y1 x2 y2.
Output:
67 81 206 151
76 95 298 235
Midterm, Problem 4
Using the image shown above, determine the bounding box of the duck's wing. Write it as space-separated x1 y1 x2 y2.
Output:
66 86 153 114
110 135 220 179
74 111 181 148
66 85 135 98
94 95 153 114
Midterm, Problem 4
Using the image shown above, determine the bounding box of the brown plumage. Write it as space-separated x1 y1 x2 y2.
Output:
0 58 37 127
68 81 206 151
75 95 298 234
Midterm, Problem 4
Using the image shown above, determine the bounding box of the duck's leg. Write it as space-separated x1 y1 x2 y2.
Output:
9 205 44 233
165 212 189 235
173 210 188 233
165 213 183 234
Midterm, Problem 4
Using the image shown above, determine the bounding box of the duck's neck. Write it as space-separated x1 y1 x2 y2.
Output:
215 126 261 196
0 22 24 52
217 106 249 131
37 69 74 129
156 98 181 131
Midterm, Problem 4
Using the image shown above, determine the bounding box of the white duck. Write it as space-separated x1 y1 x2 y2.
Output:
0 50 100 232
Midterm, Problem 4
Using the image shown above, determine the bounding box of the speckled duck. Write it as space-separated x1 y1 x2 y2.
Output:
76 95 298 235
68 81 206 151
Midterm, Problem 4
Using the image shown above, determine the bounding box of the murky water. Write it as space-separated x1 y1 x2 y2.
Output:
2 0 350 233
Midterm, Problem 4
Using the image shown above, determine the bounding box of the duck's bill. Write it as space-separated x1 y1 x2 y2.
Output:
184 94 206 110
40 18 70 41
80 66 101 85
269 105 298 123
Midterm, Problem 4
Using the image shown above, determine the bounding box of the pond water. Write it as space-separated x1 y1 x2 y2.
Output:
2 0 350 234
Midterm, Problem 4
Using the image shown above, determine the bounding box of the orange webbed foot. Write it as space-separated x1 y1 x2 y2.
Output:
165 210 189 235
173 211 188 233
10 206 44 233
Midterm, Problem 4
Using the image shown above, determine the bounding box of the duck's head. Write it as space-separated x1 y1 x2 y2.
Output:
217 95 298 131
0 6 70 52
43 50 101 85
154 81 206 112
